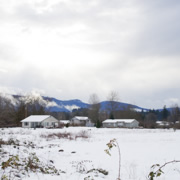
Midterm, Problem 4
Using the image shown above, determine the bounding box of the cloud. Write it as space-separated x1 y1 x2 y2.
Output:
0 0 180 109
164 98 180 107
124 0 180 57
0 43 18 62
0 92 19 105
0 68 8 73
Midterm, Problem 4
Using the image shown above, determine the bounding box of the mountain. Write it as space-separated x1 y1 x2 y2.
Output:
42 96 148 112
100 101 148 112
10 94 148 113
42 97 89 112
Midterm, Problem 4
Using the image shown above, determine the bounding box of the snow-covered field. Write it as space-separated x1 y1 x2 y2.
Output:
0 127 180 180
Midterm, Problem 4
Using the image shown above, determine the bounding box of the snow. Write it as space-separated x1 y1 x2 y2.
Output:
46 101 59 107
156 121 171 126
73 116 89 120
0 127 180 180
59 120 70 124
65 105 80 111
21 115 50 122
103 119 135 123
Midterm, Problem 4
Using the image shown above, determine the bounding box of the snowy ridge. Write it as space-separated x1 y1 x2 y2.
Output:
6 93 148 113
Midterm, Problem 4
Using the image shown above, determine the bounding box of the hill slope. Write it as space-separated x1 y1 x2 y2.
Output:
10 94 148 112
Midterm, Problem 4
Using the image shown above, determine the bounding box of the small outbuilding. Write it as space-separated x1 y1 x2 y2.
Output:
70 116 94 127
156 121 171 128
21 115 58 128
59 120 70 125
58 120 70 127
102 119 139 128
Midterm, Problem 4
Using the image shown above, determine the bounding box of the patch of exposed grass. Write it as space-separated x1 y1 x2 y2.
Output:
41 130 90 140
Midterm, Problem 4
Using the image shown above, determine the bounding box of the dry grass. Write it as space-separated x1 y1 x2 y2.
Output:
75 130 89 139
41 132 73 140
41 130 90 140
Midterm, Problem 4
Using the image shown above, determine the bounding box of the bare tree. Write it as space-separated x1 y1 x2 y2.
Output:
14 95 47 126
115 105 141 119
169 104 180 123
88 93 101 127
0 94 16 127
144 113 157 128
15 98 26 126
89 93 100 105
106 91 119 119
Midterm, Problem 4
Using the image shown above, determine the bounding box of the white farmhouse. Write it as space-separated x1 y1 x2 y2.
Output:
70 116 94 127
21 115 58 128
102 119 139 128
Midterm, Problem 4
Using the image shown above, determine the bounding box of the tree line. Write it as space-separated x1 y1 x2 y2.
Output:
72 92 180 129
0 94 46 127
0 92 180 128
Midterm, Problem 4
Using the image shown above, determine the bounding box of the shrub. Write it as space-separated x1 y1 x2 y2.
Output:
42 132 73 140
1 153 62 179
75 130 89 139
41 131 90 140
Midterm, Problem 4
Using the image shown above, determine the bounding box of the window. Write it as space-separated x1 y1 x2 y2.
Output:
24 122 29 126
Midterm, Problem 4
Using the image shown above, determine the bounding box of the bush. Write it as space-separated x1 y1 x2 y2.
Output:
1 153 62 179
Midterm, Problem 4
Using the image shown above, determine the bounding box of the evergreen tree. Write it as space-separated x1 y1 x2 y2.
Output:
109 112 114 119
162 105 169 120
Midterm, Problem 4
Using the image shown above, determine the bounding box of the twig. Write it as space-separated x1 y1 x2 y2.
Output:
149 160 180 180
155 160 180 174
105 139 121 180
116 141 121 180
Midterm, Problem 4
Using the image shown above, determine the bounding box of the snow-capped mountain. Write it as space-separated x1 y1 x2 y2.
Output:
100 101 148 112
7 93 147 112
10 94 89 112
42 97 89 112
44 98 148 112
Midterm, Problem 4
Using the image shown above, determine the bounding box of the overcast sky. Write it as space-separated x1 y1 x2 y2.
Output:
0 0 180 109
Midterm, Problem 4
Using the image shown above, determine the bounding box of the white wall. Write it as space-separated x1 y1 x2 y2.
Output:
124 121 139 128
42 116 58 128
22 116 58 128
22 122 31 128
71 119 86 126
103 123 116 128
103 120 139 128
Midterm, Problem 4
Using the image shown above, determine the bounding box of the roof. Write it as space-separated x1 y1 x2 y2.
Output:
73 116 89 121
156 121 170 126
103 119 136 124
59 120 70 124
21 115 50 122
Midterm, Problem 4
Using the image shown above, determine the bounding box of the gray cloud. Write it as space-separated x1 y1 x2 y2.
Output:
0 0 180 108
124 0 180 57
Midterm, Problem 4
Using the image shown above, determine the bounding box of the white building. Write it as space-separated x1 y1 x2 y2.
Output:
70 116 94 127
156 121 171 128
102 119 139 128
59 120 70 125
58 120 70 127
21 115 58 128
